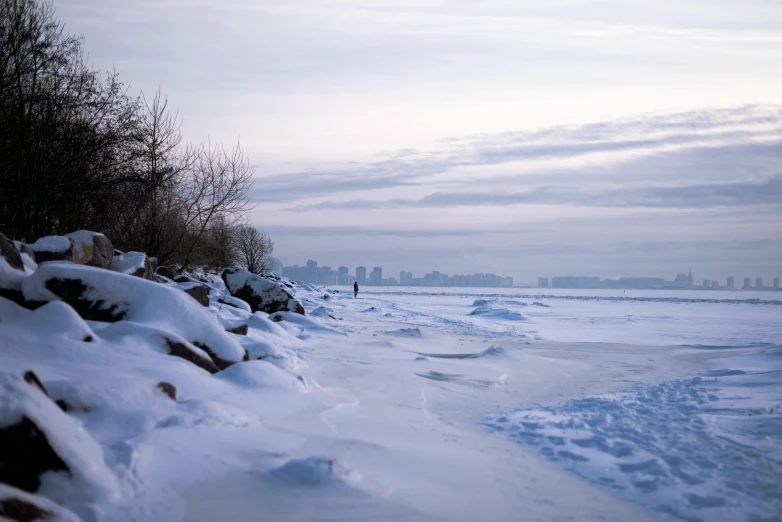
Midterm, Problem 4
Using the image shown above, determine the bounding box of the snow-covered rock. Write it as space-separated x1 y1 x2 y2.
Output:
0 233 31 306
20 263 247 370
28 236 77 264
0 484 83 522
0 372 119 518
64 231 113 269
221 267 305 315
109 251 157 280
178 282 210 307
155 265 176 279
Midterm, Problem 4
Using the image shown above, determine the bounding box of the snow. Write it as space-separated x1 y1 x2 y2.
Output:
29 235 72 253
1 280 780 522
0 484 82 522
469 306 529 321
0 372 120 519
21 262 246 364
109 251 146 275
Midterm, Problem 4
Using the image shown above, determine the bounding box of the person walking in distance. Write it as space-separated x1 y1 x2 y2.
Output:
353 281 359 298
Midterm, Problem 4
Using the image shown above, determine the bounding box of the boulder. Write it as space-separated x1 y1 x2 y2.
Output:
21 263 247 370
156 266 176 279
28 236 76 264
226 324 249 335
0 372 118 501
65 231 113 269
0 233 30 306
182 284 210 307
0 485 82 522
0 233 24 272
221 267 305 315
109 251 157 280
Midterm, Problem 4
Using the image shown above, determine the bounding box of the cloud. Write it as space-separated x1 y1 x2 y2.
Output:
256 105 782 204
286 172 782 211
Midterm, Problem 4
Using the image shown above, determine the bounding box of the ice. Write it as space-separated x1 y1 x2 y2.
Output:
268 456 359 484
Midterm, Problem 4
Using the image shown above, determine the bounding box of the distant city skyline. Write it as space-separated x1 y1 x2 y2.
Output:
279 258 778 290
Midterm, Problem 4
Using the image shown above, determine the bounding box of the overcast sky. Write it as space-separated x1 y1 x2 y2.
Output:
58 0 782 283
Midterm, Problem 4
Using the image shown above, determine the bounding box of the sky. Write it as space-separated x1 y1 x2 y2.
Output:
58 0 782 284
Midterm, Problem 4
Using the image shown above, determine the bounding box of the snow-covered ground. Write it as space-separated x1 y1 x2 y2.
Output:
2 282 780 521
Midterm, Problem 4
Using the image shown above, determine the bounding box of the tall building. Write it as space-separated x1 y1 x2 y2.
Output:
727 276 735 290
774 278 780 290
711 281 719 289
687 269 694 288
400 271 413 285
337 266 350 285
756 278 763 289
369 267 382 285
702 280 710 288
538 277 549 288
552 276 600 289
355 266 366 285
306 260 318 284
744 277 752 289
674 273 688 287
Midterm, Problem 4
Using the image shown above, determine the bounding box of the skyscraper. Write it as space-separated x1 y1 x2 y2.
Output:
727 276 735 290
369 267 382 285
687 269 694 288
756 278 763 289
306 260 318 284
538 277 549 288
355 266 366 285
774 278 780 290
744 277 752 289
400 271 413 285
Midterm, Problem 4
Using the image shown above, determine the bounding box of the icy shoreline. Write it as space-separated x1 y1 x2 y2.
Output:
1 264 780 521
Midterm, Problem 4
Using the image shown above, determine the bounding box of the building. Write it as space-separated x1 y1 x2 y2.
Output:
727 276 735 290
674 274 688 287
538 277 549 288
381 277 398 286
552 276 601 289
369 267 382 286
744 277 752 289
337 266 351 285
355 266 367 286
756 278 763 289
687 269 694 288
400 271 413 285
775 278 780 290
500 276 514 287
711 281 719 289
306 260 318 284
702 280 710 288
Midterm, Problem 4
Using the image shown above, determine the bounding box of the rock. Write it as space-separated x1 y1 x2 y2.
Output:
226 324 249 335
27 236 76 264
182 285 210 307
165 339 219 374
109 251 157 280
22 371 48 397
64 231 113 269
1 233 30 307
0 372 118 502
156 382 177 401
21 263 247 370
156 266 176 279
221 267 305 315
0 484 82 522
15 242 35 263
0 233 25 272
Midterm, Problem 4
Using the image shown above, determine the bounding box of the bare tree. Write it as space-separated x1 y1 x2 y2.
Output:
171 140 255 271
233 226 273 275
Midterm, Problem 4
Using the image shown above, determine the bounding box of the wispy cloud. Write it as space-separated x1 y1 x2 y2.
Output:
286 173 782 211
251 105 782 204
